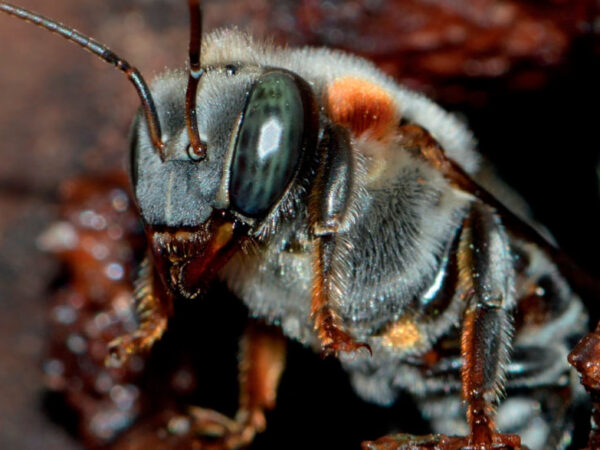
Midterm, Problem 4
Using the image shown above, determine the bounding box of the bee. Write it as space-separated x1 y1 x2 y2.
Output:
0 1 592 449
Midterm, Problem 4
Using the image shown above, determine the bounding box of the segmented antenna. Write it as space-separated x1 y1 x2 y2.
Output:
0 2 167 160
185 0 208 161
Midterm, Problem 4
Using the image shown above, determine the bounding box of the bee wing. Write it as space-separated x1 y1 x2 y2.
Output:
400 122 600 300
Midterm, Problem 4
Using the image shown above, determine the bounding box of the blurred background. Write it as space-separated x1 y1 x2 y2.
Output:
0 0 598 448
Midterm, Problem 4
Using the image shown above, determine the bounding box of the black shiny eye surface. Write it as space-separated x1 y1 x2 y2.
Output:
229 71 306 218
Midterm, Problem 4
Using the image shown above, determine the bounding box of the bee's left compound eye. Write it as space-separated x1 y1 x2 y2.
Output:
229 71 306 218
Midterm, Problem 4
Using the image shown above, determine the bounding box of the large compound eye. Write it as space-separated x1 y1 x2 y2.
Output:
229 71 306 218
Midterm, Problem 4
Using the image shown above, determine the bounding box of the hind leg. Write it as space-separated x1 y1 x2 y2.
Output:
188 322 286 449
416 385 576 450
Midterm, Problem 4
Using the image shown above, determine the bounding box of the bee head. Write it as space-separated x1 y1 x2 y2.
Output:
129 22 319 299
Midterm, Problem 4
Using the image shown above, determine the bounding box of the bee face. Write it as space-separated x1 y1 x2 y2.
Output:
129 59 320 300
130 67 253 229
131 66 319 230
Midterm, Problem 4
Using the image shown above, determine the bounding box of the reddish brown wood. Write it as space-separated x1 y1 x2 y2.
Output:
362 432 523 450
569 328 600 449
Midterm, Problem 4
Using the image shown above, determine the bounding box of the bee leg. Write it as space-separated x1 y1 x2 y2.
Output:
189 322 286 449
309 124 370 357
457 203 521 447
312 235 371 357
363 204 521 450
417 345 578 449
106 255 171 367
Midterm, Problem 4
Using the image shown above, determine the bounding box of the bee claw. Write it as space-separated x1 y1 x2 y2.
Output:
359 342 373 357
105 335 135 368
320 333 372 359
187 406 262 449
104 351 124 369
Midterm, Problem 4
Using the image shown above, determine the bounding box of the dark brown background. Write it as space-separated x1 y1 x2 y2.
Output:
0 0 598 448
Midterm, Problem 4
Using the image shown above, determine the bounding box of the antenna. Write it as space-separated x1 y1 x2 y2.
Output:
185 0 208 161
0 2 167 160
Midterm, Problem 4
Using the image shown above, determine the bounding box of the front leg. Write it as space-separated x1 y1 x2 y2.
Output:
309 124 370 357
106 254 171 366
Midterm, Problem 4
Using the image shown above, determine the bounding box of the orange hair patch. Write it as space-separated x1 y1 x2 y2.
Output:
325 77 397 140
381 318 422 350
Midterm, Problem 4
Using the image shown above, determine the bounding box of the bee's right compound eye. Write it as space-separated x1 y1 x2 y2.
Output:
229 71 306 218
